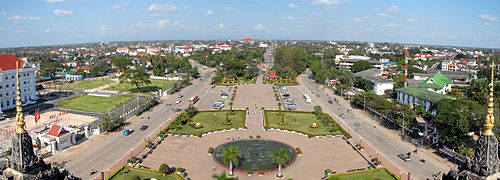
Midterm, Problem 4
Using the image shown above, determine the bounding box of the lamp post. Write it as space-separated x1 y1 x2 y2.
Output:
363 94 366 111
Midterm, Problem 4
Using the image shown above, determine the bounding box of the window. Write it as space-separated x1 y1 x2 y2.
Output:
12 84 14 87
23 81 26 84
12 99 15 105
5 85 8 88
6 93 8 96
0 94 2 97
23 74 25 77
11 76 13 79
6 101 8 106
5 77 7 80
0 85 2 89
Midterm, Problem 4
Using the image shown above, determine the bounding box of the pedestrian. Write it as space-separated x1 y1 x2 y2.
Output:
237 135 240 139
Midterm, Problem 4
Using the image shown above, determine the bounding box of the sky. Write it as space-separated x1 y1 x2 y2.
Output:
0 0 499 48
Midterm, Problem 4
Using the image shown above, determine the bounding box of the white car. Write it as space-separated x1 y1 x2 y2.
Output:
175 99 181 104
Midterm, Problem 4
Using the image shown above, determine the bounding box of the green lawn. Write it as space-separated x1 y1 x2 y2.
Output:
328 168 398 180
56 95 134 113
105 79 178 94
265 111 344 137
166 110 246 136
59 78 114 91
109 166 182 180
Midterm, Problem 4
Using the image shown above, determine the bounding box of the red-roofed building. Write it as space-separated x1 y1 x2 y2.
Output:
414 53 436 61
38 124 76 154
0 55 38 113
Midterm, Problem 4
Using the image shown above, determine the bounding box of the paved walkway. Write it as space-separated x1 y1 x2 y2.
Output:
141 74 370 179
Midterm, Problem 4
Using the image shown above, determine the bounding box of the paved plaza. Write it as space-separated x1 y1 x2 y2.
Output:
140 75 370 179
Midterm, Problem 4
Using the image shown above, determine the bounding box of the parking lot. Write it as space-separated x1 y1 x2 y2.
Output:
280 86 315 112
186 86 231 111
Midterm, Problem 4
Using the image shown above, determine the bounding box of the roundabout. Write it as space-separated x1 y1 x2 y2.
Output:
213 139 297 173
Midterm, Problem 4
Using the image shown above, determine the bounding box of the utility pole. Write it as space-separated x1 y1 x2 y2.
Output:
404 48 408 87
402 112 405 136
363 94 366 111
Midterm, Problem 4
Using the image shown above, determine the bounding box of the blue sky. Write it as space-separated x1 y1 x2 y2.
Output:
0 0 499 48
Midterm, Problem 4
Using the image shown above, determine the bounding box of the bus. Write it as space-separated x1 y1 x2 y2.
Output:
189 95 199 104
303 94 311 103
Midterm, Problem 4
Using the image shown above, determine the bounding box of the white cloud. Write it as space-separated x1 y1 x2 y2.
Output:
107 2 130 11
148 4 178 13
99 24 110 31
288 4 299 8
218 22 226 29
282 16 295 21
45 29 51 33
10 30 28 33
223 7 237 11
353 16 370 22
386 5 399 13
205 10 214 16
43 0 72 3
449 35 457 39
0 27 3 31
8 15 43 22
156 19 170 29
484 22 491 26
385 23 404 28
479 14 498 22
406 18 417 23
1 11 7 16
252 23 265 30
53 9 74 16
313 0 349 6
377 13 389 18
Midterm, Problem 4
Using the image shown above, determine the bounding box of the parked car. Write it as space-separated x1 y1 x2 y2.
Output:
398 153 411 162
334 98 338 102
123 129 133 136
286 104 297 111
328 99 333 104
175 99 181 104
213 101 225 110
178 94 183 98
140 125 148 131
339 113 346 118
280 86 287 91
174 108 183 113
221 92 228 99
282 94 290 97
284 97 294 104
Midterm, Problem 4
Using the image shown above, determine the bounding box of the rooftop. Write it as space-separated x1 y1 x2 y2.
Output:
417 72 452 89
0 55 26 71
354 68 393 84
396 86 455 103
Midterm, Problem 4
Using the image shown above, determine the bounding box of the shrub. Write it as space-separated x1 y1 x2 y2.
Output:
256 135 261 139
247 170 253 174
297 150 302 155
356 143 361 147
249 136 253 139
132 157 137 161
258 170 264 175
123 174 140 180
295 147 301 151
208 147 214 154
176 167 185 173
159 164 170 174
127 159 134 163
325 169 333 173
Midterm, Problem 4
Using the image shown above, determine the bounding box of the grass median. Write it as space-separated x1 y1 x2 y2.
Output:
109 166 182 180
328 168 398 180
166 110 246 136
264 110 344 137
56 94 134 113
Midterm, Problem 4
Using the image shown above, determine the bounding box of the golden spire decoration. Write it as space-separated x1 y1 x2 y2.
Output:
484 59 495 135
15 61 26 133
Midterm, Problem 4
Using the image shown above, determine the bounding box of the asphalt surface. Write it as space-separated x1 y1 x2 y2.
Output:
297 73 449 180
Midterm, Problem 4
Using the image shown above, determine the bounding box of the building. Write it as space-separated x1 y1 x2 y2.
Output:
379 58 390 63
38 124 77 154
353 68 393 95
396 86 455 115
417 72 452 94
116 48 129 54
338 59 385 69
0 55 38 114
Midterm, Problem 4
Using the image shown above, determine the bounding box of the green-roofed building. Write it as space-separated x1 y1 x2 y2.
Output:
417 72 452 94
396 86 455 115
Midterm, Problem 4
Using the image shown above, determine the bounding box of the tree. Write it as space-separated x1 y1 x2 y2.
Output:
415 105 426 116
270 148 291 177
313 105 322 116
434 99 486 148
184 105 198 118
159 164 170 174
354 77 374 92
99 119 113 132
192 66 200 78
113 56 132 71
39 62 66 84
351 60 373 73
222 146 241 176
337 67 355 87
90 61 112 77
119 69 151 93
212 171 238 180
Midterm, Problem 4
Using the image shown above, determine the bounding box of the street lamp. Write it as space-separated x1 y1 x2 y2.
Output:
363 94 366 111
397 111 405 137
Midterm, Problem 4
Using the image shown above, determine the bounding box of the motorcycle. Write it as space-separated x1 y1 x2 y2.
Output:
90 169 97 175
421 158 426 163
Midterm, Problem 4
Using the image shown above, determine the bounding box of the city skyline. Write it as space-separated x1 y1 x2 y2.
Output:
0 0 499 48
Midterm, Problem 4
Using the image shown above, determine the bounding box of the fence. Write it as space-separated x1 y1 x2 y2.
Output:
94 107 175 180
335 115 413 180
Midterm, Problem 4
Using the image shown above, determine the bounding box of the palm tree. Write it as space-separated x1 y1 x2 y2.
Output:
270 148 291 177
212 171 238 180
222 146 242 176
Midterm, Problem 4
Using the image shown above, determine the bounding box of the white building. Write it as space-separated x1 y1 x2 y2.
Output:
65 74 83 81
116 48 129 54
38 124 77 154
0 55 38 114
354 68 393 95
396 86 455 115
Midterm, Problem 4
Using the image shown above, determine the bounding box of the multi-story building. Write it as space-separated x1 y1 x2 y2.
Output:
0 55 38 114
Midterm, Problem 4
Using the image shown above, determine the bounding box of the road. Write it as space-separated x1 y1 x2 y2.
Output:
296 73 449 179
45 65 217 179
263 44 275 69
